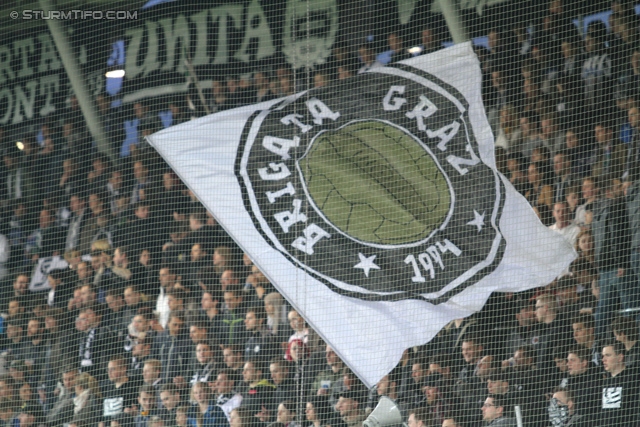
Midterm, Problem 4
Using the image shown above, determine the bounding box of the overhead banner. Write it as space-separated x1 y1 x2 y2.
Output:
0 30 69 127
147 43 576 387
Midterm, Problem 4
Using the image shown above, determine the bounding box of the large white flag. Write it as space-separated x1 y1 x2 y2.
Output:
148 42 576 387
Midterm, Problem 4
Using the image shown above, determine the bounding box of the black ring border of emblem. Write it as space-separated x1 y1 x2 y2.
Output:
235 63 506 304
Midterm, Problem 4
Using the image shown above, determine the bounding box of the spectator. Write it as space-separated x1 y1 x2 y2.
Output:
120 201 164 262
253 71 275 104
269 359 295 405
239 360 275 421
76 260 94 288
148 414 165 427
547 387 588 427
480 395 515 427
102 356 141 423
2 273 33 313
506 152 530 196
76 306 115 382
403 356 429 408
592 124 626 180
156 312 190 383
175 406 190 427
312 346 344 398
111 246 139 286
41 309 75 400
408 408 435 427
199 286 224 343
244 306 276 362
22 318 46 383
221 285 248 346
71 372 102 426
553 151 575 203
141 359 164 393
286 310 308 346
532 294 573 378
166 288 186 320
264 293 289 344
123 286 145 326
130 335 154 380
229 408 253 427
5 315 27 364
221 345 244 385
25 208 65 260
305 396 333 427
455 335 487 427
374 366 404 413
274 401 298 427
156 267 177 329
184 243 209 292
135 384 159 427
377 32 411 65
104 288 128 338
187 342 217 386
525 161 554 224
44 365 77 424
575 230 595 264
575 177 599 228
441 419 461 427
591 177 632 342
626 179 640 299
570 313 600 366
611 316 640 368
564 347 602 419
549 202 580 245
65 193 88 252
335 386 368 427
538 114 565 157
599 342 639 426
158 384 182 425
213 369 242 423
516 112 543 160
564 128 593 179
422 374 453 427
190 382 228 427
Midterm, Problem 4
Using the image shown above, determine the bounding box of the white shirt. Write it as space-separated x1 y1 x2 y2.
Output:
549 222 580 246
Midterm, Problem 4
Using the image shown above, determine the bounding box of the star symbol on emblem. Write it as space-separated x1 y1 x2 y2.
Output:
354 253 380 277
467 210 485 232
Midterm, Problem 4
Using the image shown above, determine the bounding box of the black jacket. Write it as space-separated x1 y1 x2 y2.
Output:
592 197 631 271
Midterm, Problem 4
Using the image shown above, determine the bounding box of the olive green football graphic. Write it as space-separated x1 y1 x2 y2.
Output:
300 121 451 245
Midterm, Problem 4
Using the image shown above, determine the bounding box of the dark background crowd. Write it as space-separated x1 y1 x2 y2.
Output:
0 1 640 427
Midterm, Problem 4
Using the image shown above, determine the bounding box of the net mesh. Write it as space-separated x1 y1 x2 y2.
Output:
0 1 637 427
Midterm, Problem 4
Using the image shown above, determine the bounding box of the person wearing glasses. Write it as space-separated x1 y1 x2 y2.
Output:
481 396 515 427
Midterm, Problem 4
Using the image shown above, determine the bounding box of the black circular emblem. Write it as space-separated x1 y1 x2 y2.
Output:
237 64 505 303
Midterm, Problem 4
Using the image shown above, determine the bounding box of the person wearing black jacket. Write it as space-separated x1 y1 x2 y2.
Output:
243 306 277 362
187 342 218 386
155 311 191 383
76 305 116 382
101 356 141 423
565 347 602 420
591 178 632 343
599 342 639 426
269 358 296 409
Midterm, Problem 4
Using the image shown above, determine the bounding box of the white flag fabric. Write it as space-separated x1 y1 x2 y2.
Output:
148 42 576 387
29 255 69 292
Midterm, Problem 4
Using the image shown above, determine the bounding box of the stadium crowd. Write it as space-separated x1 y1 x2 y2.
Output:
1 1 640 427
